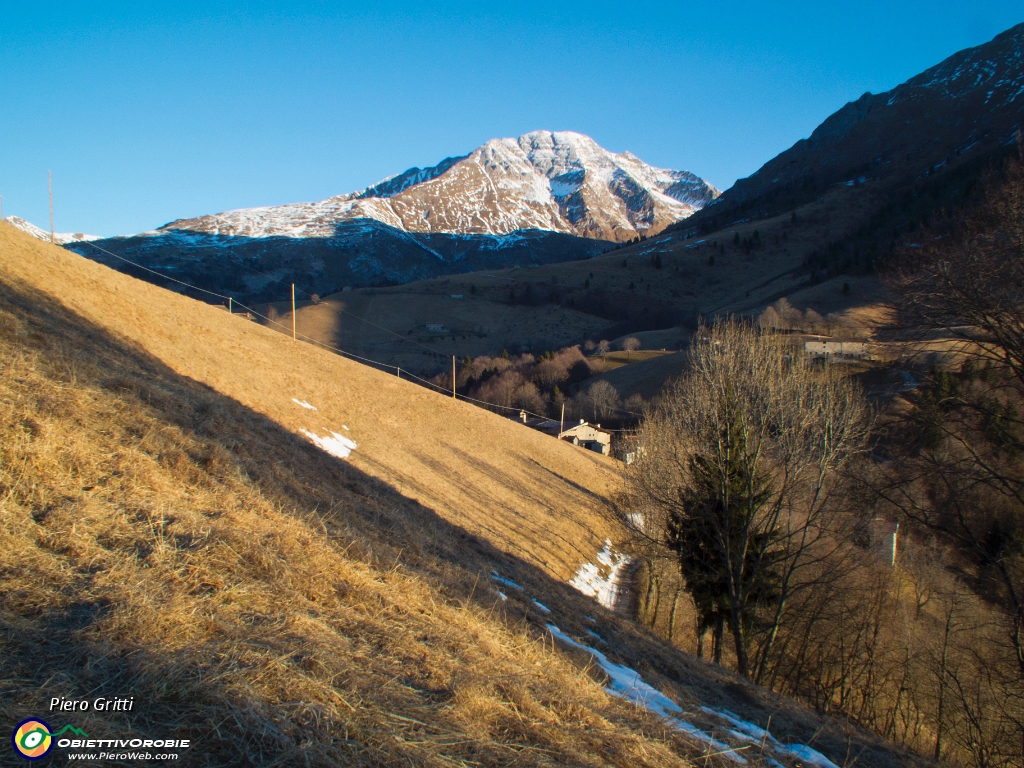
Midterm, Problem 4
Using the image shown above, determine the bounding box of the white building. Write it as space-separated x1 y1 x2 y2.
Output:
804 340 872 360
558 420 612 456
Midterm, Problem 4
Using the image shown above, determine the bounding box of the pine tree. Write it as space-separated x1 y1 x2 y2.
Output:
665 389 779 675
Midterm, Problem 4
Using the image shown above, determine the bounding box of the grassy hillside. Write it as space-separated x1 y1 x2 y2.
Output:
0 223 927 766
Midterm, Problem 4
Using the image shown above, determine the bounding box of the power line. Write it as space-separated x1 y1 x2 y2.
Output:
78 240 641 431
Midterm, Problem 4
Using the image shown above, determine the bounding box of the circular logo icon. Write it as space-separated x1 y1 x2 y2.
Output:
12 718 53 760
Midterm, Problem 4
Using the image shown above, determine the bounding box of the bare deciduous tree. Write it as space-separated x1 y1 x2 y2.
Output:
885 150 1024 679
580 380 620 422
758 305 781 331
622 337 641 359
773 297 802 332
624 319 868 679
804 308 824 335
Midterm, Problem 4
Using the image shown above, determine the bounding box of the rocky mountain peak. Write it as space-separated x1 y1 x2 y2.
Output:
162 131 717 243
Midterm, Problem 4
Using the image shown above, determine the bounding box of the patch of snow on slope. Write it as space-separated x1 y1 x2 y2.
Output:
491 572 523 590
300 429 357 459
292 398 318 411
780 745 840 768
570 539 631 609
546 624 746 763
700 707 777 746
701 707 840 768
532 599 551 613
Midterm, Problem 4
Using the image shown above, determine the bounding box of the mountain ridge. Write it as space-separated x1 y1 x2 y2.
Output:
685 21 1024 227
164 130 718 243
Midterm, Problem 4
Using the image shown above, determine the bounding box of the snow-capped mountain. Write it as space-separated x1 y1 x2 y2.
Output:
164 131 717 243
4 216 101 246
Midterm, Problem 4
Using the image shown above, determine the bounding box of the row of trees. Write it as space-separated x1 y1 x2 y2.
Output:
621 151 1024 766
758 297 864 338
437 345 646 424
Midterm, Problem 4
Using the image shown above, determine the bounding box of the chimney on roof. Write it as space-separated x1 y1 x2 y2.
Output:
580 419 585 425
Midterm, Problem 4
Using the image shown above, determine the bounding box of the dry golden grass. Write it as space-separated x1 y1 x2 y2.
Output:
274 286 610 375
0 224 928 766
0 223 621 583
0 227 707 766
585 353 690 402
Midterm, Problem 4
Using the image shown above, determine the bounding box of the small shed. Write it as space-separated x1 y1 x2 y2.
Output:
558 419 612 456
515 411 562 435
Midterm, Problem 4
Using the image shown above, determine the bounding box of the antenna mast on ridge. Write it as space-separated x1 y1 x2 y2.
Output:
48 171 54 244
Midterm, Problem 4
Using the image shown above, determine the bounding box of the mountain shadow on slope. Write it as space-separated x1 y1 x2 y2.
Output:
69 219 615 305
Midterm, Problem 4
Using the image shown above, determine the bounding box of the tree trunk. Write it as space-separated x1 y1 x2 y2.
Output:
729 603 751 678
668 586 682 644
649 575 662 632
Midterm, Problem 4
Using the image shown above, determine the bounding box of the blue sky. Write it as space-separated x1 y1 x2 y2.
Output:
1 2 1020 236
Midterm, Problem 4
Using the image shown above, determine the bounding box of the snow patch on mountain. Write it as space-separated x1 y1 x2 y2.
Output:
155 131 717 244
4 216 101 246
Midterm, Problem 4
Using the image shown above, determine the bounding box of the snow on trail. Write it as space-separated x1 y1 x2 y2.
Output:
701 707 841 768
569 539 631 609
292 398 318 410
780 745 841 768
544 626 840 766
490 572 523 591
546 624 747 763
300 429 357 459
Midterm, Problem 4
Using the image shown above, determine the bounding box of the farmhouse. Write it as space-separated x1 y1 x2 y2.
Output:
558 420 611 456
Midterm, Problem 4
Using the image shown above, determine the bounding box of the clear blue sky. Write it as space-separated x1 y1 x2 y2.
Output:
1 2 1020 236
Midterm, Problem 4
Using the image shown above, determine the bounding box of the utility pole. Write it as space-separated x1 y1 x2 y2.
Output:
560 402 565 435
48 171 54 244
291 284 297 341
228 297 232 314
452 356 456 400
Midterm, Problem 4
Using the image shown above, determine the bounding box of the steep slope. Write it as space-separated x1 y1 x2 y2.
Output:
687 22 1024 228
0 222 926 766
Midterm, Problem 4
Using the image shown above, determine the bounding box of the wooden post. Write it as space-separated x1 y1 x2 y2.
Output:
397 367 400 378
451 356 456 399
228 297 232 314
560 402 565 435
48 171 54 244
291 284 296 341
